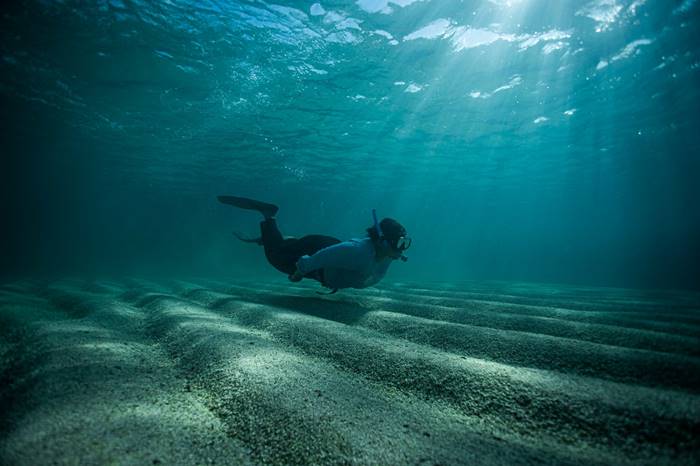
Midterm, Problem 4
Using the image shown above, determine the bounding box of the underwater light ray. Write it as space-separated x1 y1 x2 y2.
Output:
382 0 560 196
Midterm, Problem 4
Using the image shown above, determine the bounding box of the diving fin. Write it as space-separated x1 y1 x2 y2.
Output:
218 195 279 219
233 231 263 245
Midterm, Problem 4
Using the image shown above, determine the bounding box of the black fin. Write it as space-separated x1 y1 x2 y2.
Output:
316 288 339 295
233 232 263 245
218 195 279 218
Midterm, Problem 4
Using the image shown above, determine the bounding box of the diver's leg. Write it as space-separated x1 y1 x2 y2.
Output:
260 218 285 247
259 218 298 274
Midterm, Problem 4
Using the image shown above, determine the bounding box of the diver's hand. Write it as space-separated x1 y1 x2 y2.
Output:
289 256 310 282
288 269 304 282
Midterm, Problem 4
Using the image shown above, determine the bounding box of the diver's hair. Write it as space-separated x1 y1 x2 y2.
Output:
366 218 406 241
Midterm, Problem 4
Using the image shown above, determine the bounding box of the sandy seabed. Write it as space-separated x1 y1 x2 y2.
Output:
0 278 698 465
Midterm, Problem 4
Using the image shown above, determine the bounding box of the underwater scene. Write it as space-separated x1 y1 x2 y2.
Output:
1 0 699 464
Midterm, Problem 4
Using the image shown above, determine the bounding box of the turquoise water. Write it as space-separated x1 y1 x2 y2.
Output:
1 0 699 289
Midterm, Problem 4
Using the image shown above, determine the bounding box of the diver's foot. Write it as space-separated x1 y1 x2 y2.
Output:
217 195 279 219
233 232 263 245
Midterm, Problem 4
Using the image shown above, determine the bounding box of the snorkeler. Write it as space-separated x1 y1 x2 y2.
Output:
217 195 411 293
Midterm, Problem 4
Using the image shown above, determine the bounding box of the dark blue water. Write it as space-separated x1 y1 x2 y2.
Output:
1 0 699 289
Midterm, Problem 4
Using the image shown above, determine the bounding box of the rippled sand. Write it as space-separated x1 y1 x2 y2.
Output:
1 279 698 465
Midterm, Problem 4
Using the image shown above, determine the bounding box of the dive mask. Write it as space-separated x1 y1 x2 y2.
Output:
393 236 412 252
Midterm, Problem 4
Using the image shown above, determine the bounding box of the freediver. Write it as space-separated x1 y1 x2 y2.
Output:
217 196 411 293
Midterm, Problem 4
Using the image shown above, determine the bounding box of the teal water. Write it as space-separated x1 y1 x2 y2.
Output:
1 0 699 289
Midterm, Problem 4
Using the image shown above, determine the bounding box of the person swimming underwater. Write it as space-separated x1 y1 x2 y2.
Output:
217 195 411 293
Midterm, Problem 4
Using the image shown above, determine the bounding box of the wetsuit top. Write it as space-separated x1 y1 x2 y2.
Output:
295 238 393 289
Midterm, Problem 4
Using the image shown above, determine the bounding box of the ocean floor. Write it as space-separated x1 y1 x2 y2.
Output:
0 278 698 465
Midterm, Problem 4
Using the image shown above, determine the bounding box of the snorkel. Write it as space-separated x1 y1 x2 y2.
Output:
372 209 408 262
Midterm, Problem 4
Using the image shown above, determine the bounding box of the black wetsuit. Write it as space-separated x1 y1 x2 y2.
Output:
260 218 341 281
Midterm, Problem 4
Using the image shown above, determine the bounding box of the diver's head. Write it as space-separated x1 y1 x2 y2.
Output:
367 216 411 260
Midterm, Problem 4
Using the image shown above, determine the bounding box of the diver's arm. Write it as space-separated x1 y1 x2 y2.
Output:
296 241 364 274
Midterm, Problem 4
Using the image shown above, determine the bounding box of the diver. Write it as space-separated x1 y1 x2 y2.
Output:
217 196 411 293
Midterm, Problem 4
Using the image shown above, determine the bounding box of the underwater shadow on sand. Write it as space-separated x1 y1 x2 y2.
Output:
215 294 370 325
